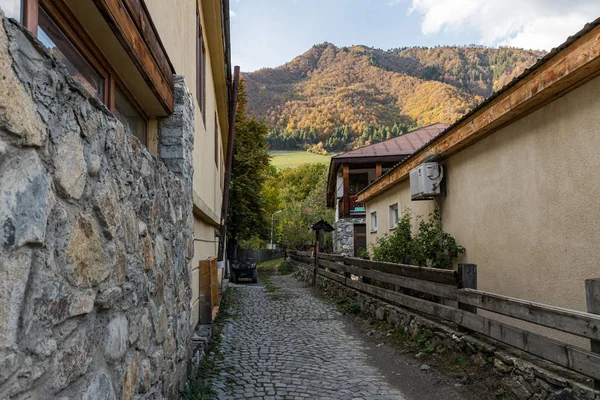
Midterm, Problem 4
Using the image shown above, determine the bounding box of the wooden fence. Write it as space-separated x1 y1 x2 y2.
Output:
288 251 600 386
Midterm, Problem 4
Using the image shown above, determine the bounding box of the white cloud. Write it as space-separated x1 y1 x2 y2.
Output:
408 0 600 50
230 10 237 18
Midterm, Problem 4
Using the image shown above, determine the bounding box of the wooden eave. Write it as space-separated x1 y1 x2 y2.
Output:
201 0 230 148
358 20 600 203
92 0 175 114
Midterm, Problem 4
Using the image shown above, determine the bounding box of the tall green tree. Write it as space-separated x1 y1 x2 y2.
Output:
227 80 271 242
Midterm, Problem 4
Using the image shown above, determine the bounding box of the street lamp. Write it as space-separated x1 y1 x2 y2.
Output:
271 210 283 249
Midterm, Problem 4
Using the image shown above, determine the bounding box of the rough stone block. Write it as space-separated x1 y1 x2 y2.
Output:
105 314 129 362
64 216 109 287
0 249 32 349
0 150 52 251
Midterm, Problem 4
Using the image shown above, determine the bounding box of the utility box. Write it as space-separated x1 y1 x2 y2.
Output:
410 162 444 200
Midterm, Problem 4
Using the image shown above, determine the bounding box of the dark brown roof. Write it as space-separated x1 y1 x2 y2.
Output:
332 123 449 161
326 123 449 207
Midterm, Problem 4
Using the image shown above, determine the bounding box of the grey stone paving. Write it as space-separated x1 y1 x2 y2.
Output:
211 276 406 400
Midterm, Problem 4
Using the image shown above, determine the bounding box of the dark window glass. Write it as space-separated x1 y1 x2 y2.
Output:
114 85 146 145
38 7 104 100
1 0 22 21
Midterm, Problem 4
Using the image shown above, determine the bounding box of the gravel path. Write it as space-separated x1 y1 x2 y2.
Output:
210 275 474 400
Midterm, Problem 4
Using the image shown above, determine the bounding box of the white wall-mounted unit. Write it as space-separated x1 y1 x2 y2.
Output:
410 162 444 200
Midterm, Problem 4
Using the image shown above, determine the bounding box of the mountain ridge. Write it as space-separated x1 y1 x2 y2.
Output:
243 43 545 152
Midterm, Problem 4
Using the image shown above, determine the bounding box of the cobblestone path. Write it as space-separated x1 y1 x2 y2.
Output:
211 276 408 400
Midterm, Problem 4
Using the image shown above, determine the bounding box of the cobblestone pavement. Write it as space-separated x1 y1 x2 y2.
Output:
211 275 409 400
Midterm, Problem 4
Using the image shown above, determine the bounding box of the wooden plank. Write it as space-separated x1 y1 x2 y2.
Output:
585 279 600 389
376 162 382 179
343 163 350 217
343 257 457 285
92 0 174 113
358 25 600 202
319 253 345 262
346 279 458 322
318 269 347 284
457 289 600 341
290 260 315 273
456 310 600 381
291 255 313 265
210 257 218 308
199 259 212 324
121 0 173 84
458 264 477 314
320 259 456 299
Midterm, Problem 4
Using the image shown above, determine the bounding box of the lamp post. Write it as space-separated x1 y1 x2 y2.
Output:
271 210 283 249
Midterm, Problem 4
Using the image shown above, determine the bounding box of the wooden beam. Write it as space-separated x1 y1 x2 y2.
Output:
319 258 457 300
458 264 477 314
343 163 350 218
375 162 382 179
318 253 345 262
318 268 347 284
459 288 600 341
358 24 600 202
343 257 457 285
92 0 174 113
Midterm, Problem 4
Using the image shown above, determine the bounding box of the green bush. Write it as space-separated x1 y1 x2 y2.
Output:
370 210 464 269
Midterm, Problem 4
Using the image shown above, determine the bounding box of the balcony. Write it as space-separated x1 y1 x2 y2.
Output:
340 195 366 219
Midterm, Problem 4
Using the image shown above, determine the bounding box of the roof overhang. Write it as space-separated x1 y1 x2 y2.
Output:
358 18 600 203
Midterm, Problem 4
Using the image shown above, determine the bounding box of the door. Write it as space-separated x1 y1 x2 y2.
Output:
353 224 367 257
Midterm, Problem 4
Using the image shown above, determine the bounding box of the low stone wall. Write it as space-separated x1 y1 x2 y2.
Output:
333 217 365 255
0 15 195 399
294 266 598 400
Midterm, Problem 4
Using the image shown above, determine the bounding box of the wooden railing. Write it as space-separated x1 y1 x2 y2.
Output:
288 251 600 385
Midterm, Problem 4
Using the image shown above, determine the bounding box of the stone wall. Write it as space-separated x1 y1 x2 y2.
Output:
333 218 365 255
293 264 598 400
0 15 195 399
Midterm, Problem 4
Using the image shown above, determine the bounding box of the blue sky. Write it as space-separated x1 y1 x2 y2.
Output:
230 0 600 72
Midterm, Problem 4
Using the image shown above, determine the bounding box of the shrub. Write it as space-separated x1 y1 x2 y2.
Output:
371 212 413 264
370 210 464 269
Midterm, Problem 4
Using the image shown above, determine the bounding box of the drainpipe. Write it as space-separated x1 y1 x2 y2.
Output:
218 66 240 262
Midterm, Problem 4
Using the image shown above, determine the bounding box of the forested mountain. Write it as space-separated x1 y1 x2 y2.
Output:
243 43 544 152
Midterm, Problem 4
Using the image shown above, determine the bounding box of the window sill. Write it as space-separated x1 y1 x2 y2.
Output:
389 225 397 231
370 229 378 233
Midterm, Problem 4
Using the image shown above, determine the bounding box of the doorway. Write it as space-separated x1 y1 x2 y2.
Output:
353 224 367 257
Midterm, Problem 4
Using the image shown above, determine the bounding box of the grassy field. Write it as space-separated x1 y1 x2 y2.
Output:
270 150 332 169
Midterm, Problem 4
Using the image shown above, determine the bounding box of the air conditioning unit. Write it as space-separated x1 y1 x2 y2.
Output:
410 162 444 200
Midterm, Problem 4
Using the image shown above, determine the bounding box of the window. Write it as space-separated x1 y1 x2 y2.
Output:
18 0 150 147
196 11 206 124
114 85 147 145
1 0 23 21
370 212 377 232
349 173 369 195
38 6 104 101
214 113 219 166
389 203 399 229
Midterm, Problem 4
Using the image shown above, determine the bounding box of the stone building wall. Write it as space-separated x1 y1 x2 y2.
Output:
333 218 365 255
0 15 195 399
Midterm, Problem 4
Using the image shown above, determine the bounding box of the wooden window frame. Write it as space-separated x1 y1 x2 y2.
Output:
214 113 218 166
196 8 206 126
23 0 149 145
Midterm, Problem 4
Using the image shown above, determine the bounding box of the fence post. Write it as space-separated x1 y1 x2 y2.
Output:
313 247 319 285
585 279 600 390
458 264 477 314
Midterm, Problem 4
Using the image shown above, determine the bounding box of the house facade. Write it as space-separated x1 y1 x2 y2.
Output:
327 124 448 256
0 0 231 398
358 18 600 344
